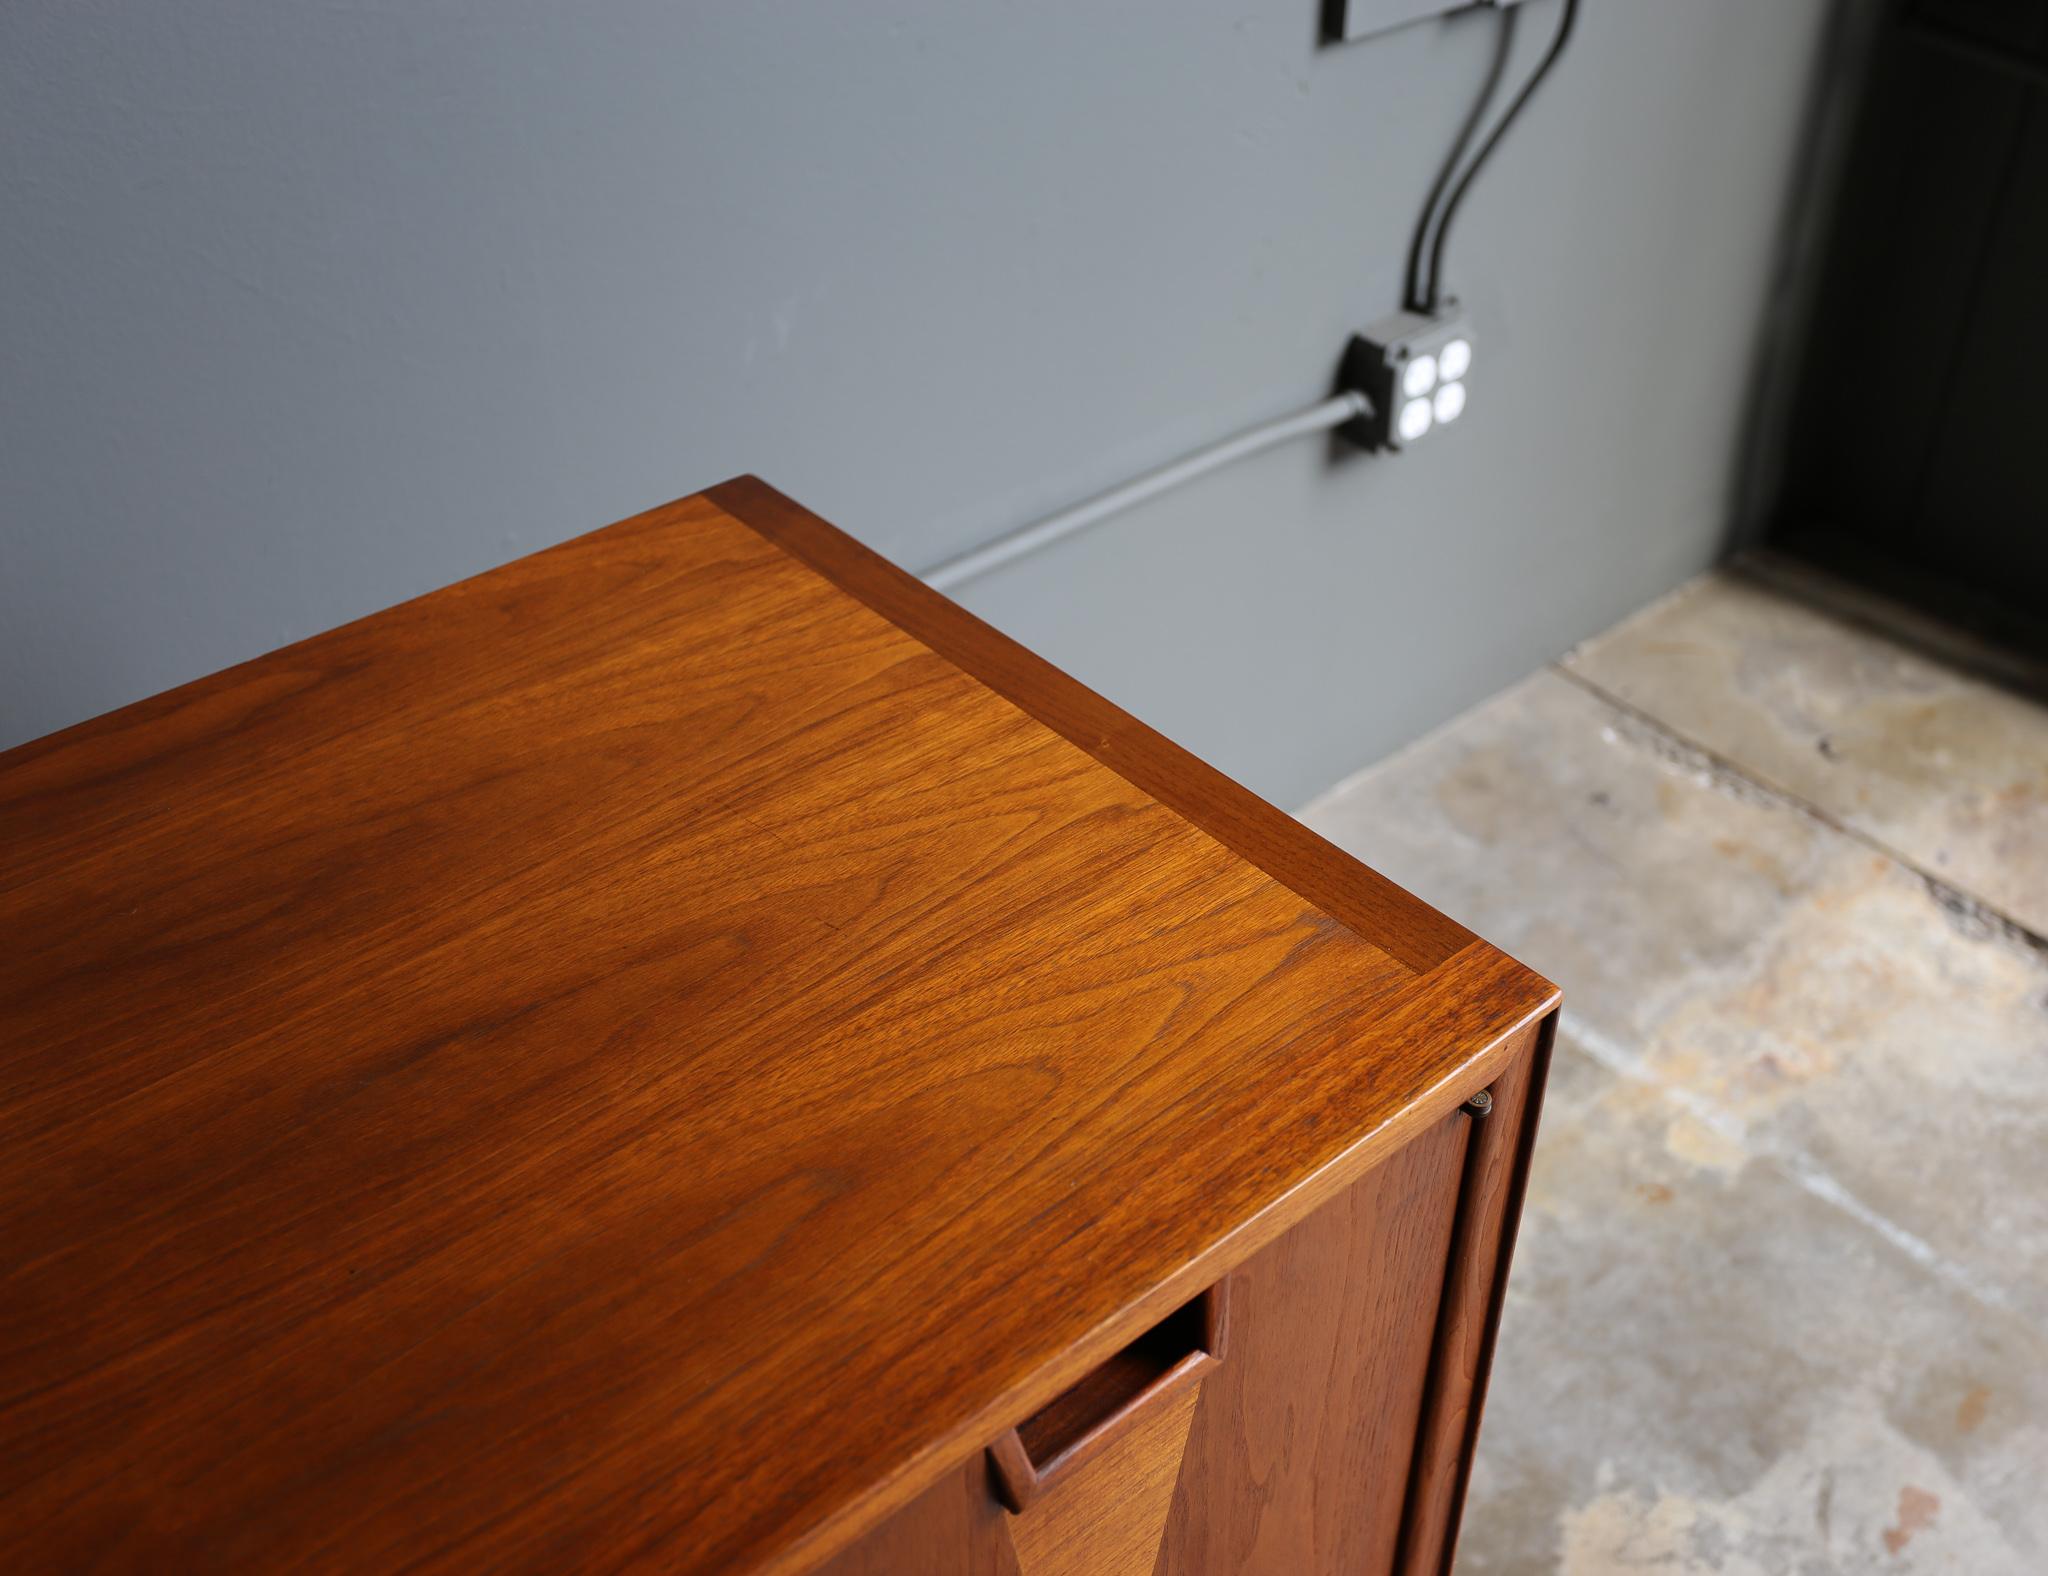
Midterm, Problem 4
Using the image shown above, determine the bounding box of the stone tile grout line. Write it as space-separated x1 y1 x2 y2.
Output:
1551 661 2048 966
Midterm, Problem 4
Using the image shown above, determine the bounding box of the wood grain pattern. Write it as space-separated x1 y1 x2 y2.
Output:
0 479 1556 1574
808 1459 1016 1576
817 1085 1506 1576
1397 1016 1554 1576
1004 1381 1201 1576
705 476 1475 977
1155 1108 1473 1575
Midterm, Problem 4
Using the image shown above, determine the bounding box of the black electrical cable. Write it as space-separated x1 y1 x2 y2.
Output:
1404 9 1521 313
1421 0 1583 313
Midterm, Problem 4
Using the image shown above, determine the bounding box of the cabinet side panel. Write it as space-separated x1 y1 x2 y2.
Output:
1397 1014 1554 1575
1154 1111 1472 1574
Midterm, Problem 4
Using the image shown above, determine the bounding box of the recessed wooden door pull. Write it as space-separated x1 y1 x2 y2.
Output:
986 1279 1231 1514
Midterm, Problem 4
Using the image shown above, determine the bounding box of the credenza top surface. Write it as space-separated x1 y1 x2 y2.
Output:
0 477 1555 1573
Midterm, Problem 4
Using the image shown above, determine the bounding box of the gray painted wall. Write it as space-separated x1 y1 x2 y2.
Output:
1 0 1828 808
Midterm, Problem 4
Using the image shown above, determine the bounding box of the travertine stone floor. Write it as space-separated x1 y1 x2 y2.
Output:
1300 565 2048 1574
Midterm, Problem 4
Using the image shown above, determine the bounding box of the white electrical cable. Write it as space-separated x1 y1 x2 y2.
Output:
920 390 1371 593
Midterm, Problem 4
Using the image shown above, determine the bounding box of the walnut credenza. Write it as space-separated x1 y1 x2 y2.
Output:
0 478 1557 1573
